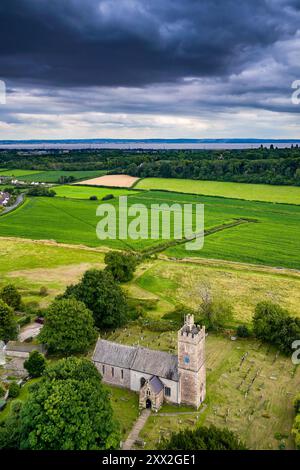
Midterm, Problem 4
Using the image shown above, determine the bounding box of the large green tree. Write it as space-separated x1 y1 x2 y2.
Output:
104 251 138 282
63 269 129 329
19 357 120 450
159 425 246 450
0 300 18 342
253 301 300 354
0 284 22 311
39 298 97 354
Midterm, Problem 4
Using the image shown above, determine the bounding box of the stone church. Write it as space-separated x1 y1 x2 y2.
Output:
92 314 206 410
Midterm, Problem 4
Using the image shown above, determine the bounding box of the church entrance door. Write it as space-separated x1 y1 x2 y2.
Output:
146 399 152 409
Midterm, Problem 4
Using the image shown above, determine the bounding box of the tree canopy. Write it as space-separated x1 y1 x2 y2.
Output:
0 299 18 342
62 269 129 330
19 357 120 450
39 298 97 354
104 251 138 283
24 350 46 378
253 301 300 355
0 284 22 311
159 425 247 450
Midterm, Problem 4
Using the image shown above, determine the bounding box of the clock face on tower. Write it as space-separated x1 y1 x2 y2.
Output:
184 355 190 365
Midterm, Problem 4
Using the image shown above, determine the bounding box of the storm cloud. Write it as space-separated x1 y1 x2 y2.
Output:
0 0 299 139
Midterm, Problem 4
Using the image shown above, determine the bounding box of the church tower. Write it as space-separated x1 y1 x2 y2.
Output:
178 314 206 408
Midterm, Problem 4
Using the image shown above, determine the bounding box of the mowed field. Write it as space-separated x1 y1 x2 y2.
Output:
0 169 42 177
0 190 299 268
136 178 300 205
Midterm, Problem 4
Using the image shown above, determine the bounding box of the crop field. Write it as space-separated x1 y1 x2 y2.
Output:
0 190 299 268
53 184 140 199
136 178 300 205
19 169 107 183
0 169 43 177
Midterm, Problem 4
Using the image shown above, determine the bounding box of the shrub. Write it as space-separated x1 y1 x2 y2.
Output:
8 382 20 399
39 286 48 297
24 350 46 378
102 194 114 201
89 195 98 200
0 384 6 398
159 425 247 450
237 325 250 338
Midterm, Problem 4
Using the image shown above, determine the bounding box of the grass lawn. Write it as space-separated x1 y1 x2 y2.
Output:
103 384 139 439
53 185 139 199
107 327 300 450
136 178 300 205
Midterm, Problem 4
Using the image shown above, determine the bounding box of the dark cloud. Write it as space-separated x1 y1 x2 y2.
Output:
0 0 299 87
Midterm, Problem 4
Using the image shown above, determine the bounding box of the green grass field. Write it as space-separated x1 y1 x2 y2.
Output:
136 178 300 205
19 170 107 183
0 169 42 177
0 191 299 268
53 185 139 199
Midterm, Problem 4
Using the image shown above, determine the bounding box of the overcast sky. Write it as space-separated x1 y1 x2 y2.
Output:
0 0 299 140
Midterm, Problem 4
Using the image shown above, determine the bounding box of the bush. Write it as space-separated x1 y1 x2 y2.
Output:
102 194 114 201
89 195 98 201
27 187 56 197
0 384 6 398
24 350 46 378
17 315 32 327
159 425 247 450
8 382 20 399
39 286 48 297
237 325 250 338
0 284 22 311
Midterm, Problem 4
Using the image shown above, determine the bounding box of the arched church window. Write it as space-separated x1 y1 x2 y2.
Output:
140 377 146 387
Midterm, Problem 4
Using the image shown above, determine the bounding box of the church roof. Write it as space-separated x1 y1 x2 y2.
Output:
92 339 179 382
131 347 179 381
92 339 137 369
149 376 164 394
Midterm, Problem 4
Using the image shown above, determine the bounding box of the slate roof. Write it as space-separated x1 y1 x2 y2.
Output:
92 339 179 382
92 339 137 369
149 376 164 394
131 347 179 381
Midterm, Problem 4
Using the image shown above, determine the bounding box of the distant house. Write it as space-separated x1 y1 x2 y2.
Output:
92 315 206 411
4 341 46 359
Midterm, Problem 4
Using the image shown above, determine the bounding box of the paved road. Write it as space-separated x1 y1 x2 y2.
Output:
1 193 25 215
